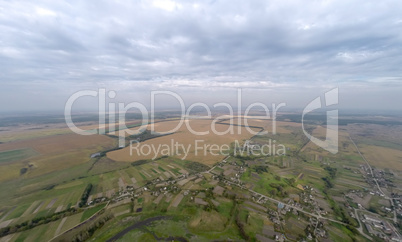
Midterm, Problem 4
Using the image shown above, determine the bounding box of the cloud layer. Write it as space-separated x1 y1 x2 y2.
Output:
1 0 402 111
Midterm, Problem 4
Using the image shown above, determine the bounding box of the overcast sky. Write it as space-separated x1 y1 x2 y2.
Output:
1 0 402 113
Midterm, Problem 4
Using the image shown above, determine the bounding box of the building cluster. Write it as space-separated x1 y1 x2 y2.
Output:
361 214 401 241
360 165 395 190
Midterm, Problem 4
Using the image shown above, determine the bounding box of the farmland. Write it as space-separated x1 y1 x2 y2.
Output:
0 114 402 241
358 144 402 171
0 148 38 164
0 133 116 182
107 119 261 165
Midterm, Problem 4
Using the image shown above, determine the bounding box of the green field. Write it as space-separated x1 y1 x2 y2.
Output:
81 204 105 222
0 118 398 242
0 148 38 163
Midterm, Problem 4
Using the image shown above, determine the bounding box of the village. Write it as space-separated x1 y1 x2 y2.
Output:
83 154 354 241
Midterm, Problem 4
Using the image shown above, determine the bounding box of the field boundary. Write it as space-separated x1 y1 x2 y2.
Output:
48 201 109 242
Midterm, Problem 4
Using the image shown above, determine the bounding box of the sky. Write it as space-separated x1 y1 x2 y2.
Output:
0 0 402 113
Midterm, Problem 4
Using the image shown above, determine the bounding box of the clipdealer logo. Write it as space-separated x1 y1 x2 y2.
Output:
64 89 286 148
302 88 338 154
64 88 339 156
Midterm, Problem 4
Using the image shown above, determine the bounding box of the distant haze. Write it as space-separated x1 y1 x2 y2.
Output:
1 0 402 112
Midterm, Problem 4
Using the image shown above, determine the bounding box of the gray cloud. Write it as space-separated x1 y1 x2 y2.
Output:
0 0 402 112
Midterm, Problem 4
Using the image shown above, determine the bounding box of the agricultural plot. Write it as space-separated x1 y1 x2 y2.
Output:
327 224 353 241
0 133 116 182
2 115 401 241
0 204 30 223
164 193 173 203
244 201 268 212
301 126 340 153
55 180 83 190
99 173 119 192
126 170 147 186
32 201 45 214
0 148 38 164
170 193 184 208
107 119 259 165
51 192 80 211
236 209 264 238
119 170 132 186
185 181 202 190
129 159 189 184
54 217 68 236
260 223 277 240
335 168 367 189
0 207 15 223
0 133 114 155
153 194 165 205
0 118 133 143
111 204 131 216
54 205 64 213
20 201 41 218
284 217 308 238
80 204 105 222
359 144 402 171
85 163 180 197
189 210 228 232
6 216 64 242
0 219 14 230
58 212 84 233
345 123 402 151
118 178 126 190
46 198 57 209
145 219 189 240
221 118 300 134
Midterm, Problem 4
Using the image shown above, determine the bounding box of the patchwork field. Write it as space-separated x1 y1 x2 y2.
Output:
107 119 260 165
0 133 114 154
346 123 402 151
1 114 401 241
0 148 38 164
0 120 142 143
222 118 302 134
358 144 402 171
0 133 116 182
